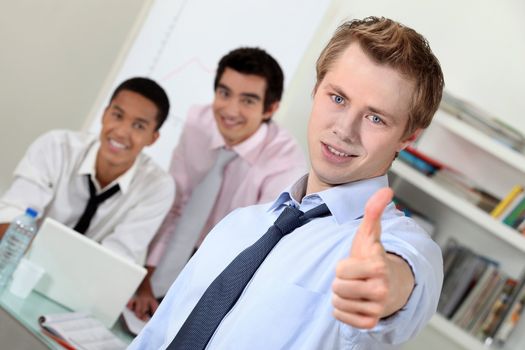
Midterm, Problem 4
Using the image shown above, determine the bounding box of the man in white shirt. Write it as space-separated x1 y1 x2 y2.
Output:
0 77 174 264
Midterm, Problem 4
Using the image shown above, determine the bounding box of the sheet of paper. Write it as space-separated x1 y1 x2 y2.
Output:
39 312 127 350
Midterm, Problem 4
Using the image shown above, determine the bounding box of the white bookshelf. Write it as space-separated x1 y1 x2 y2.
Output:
429 314 488 350
390 161 525 253
392 107 525 350
433 111 525 174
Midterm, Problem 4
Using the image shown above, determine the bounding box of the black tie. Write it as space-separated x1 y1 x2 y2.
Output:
73 175 120 234
167 203 331 350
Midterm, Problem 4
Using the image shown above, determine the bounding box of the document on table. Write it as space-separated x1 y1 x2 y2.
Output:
38 312 126 350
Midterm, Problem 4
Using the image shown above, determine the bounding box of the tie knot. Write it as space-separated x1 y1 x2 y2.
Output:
168 202 331 350
273 206 303 236
273 203 331 236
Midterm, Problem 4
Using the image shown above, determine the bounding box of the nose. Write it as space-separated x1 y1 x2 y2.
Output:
222 98 241 117
113 120 132 138
333 110 360 144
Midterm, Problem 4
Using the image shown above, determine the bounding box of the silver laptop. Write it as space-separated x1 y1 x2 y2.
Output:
24 218 147 327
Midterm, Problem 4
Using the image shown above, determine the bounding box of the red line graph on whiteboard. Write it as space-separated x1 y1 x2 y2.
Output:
160 57 215 83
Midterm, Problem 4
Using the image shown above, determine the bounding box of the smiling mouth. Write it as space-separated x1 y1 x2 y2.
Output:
220 115 243 128
323 142 357 158
109 139 128 150
327 145 351 157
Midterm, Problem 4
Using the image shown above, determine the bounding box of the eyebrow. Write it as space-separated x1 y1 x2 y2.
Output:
112 105 124 113
327 83 349 102
217 83 262 101
325 83 397 122
134 117 151 125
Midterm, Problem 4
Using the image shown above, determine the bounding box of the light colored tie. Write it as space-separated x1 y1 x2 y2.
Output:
152 148 237 297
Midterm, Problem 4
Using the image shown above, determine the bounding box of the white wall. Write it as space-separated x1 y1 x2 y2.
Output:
276 0 525 155
0 0 151 193
84 0 332 171
2 0 523 193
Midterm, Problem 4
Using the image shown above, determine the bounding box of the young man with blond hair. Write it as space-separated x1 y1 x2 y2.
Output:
130 16 444 349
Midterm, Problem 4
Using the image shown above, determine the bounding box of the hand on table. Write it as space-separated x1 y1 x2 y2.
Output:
126 267 158 321
127 291 158 321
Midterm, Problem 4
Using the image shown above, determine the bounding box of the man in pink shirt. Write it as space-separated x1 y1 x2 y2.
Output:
127 47 307 319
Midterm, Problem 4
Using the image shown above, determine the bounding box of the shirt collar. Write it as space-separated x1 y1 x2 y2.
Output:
269 174 390 225
210 122 269 165
77 139 138 194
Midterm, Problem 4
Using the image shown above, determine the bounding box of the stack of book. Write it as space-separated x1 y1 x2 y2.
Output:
441 91 525 153
397 147 500 213
398 146 446 176
438 239 525 346
491 185 525 234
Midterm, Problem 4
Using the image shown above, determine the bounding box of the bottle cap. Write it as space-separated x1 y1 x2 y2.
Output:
25 207 38 218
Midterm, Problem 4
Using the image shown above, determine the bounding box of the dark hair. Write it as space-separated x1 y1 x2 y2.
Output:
110 77 170 130
214 47 284 113
316 17 444 138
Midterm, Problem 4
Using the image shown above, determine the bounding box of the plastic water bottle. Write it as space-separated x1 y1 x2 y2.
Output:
0 208 39 290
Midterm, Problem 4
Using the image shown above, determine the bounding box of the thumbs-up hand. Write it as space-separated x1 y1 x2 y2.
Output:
332 188 414 329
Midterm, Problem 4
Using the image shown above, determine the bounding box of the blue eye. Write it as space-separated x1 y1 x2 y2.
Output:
369 115 383 124
331 94 345 105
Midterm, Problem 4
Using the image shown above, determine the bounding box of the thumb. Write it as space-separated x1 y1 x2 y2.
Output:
350 187 394 258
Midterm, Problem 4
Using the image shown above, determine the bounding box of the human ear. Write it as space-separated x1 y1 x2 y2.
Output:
263 101 280 121
397 128 422 151
148 130 160 146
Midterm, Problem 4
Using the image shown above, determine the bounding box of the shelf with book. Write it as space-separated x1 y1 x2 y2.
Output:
428 314 487 350
432 110 525 174
393 102 525 350
390 161 525 253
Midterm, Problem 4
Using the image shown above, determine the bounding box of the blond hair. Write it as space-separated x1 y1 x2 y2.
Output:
316 17 444 138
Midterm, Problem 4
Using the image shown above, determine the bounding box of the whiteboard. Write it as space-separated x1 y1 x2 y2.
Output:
88 0 331 170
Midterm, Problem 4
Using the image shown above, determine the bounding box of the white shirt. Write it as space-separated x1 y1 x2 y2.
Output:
130 175 443 349
0 130 174 264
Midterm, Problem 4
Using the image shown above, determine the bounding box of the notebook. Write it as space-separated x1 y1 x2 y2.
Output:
24 218 147 327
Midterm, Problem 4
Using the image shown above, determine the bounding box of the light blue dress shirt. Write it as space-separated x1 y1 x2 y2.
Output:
129 175 443 350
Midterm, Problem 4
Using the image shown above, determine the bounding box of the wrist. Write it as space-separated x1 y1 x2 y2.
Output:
385 253 414 315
